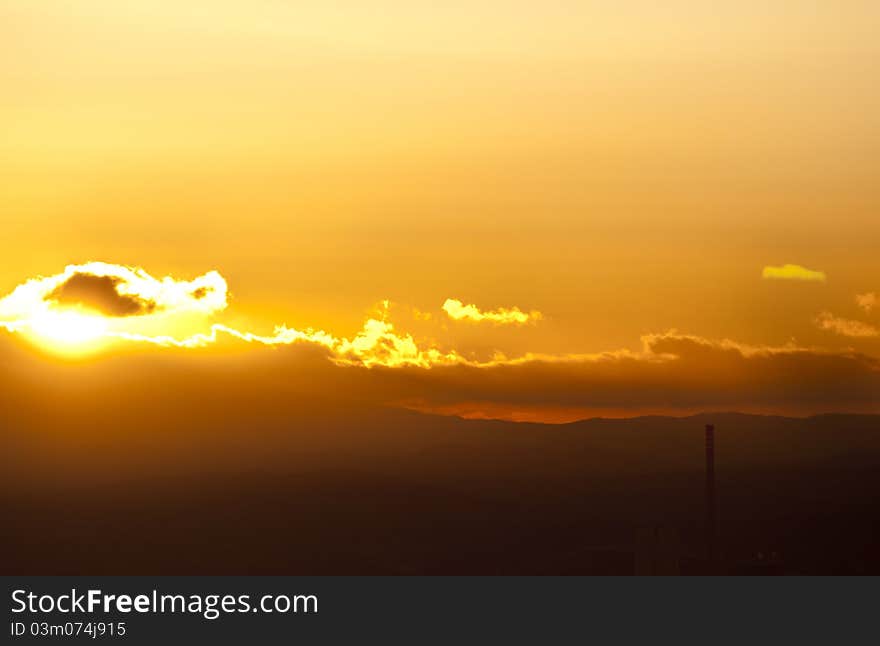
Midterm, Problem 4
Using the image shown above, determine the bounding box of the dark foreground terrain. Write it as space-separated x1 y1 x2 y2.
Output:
3 399 879 574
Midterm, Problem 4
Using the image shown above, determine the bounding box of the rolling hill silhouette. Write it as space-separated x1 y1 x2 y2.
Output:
3 406 879 574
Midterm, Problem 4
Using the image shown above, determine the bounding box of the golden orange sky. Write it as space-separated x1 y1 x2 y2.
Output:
1 2 878 419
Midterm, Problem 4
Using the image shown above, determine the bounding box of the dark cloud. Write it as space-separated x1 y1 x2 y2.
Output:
1 329 878 425
330 334 880 417
46 273 158 317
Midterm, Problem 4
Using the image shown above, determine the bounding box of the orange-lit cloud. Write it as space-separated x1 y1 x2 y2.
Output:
441 298 541 325
0 263 470 366
762 264 827 282
856 292 877 313
815 311 879 338
0 262 228 320
0 263 230 353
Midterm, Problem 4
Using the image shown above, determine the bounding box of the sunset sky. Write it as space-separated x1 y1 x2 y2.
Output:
1 2 878 420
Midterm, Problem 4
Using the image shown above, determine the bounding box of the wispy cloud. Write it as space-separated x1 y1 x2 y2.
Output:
441 298 542 325
816 311 879 338
856 292 877 313
762 264 826 282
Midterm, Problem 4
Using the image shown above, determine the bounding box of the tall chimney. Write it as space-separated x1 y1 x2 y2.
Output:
705 424 717 569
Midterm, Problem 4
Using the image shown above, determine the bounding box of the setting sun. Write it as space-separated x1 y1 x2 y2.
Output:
27 309 109 353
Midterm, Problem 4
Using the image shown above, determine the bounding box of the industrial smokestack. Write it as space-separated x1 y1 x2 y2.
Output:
705 423 717 569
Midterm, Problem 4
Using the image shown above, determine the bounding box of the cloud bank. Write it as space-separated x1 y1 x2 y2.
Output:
3 327 876 423
1 262 879 421
353 332 880 420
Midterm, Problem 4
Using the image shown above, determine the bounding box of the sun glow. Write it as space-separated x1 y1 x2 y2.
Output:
26 309 110 354
0 262 550 366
